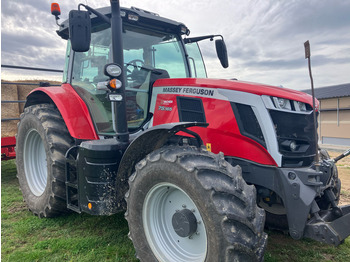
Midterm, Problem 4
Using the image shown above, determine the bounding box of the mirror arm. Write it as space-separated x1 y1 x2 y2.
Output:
54 16 61 26
184 34 224 44
79 4 111 25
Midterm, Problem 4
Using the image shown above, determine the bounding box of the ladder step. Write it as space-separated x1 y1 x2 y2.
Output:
67 204 81 213
66 182 78 189
65 145 80 213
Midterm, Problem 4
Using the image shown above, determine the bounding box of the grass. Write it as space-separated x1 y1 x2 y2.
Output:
342 190 350 197
1 160 137 262
2 159 350 261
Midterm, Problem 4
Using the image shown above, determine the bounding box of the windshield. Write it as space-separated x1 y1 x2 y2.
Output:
71 25 189 135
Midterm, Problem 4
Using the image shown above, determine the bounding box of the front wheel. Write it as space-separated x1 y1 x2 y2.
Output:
16 104 74 217
126 146 267 261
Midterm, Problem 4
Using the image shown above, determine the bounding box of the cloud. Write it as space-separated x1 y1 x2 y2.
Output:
1 0 349 89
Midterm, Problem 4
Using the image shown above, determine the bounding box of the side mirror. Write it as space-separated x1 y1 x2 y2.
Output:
69 10 91 52
215 39 229 68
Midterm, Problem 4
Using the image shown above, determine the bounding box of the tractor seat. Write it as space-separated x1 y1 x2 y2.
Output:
150 68 170 84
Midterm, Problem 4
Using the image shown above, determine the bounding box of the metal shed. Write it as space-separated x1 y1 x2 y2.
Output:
303 83 350 146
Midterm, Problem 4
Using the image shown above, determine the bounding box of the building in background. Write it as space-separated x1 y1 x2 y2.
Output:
303 83 350 146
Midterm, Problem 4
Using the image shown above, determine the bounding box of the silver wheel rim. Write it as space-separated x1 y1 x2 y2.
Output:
23 129 48 196
143 182 207 262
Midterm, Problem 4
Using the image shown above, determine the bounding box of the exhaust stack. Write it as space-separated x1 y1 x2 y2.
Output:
304 40 319 167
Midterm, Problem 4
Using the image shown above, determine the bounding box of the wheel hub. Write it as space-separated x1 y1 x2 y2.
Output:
24 128 47 196
143 182 207 261
172 208 198 238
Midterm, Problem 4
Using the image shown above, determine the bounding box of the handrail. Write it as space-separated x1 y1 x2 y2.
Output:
1 64 63 73
1 82 61 86
1 64 63 123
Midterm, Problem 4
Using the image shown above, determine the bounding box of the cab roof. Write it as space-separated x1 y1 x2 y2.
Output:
57 6 189 40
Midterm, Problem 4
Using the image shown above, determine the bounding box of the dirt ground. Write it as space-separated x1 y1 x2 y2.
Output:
328 150 350 206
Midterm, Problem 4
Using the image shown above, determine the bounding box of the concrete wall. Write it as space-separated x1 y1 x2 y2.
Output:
319 97 350 146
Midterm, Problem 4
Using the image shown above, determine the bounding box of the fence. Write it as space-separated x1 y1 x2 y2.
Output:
1 64 63 160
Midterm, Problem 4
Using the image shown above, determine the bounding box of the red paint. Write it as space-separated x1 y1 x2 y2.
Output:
1 136 16 160
153 93 277 166
154 78 319 109
28 84 98 140
153 94 180 124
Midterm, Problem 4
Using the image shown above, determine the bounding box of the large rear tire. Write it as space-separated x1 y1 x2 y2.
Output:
126 146 267 261
16 104 74 217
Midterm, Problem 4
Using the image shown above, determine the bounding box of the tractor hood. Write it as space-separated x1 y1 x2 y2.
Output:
153 78 318 108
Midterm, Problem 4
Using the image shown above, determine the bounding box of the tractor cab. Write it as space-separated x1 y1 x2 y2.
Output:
58 6 211 136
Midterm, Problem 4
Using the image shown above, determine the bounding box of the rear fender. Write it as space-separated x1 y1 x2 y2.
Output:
25 84 98 140
116 122 208 203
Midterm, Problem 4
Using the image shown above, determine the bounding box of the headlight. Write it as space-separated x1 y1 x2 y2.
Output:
295 101 307 112
128 13 139 22
270 96 310 112
281 140 299 152
104 63 122 78
272 97 291 110
263 95 312 112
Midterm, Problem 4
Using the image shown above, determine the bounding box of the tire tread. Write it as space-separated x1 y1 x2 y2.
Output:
16 104 73 218
126 145 267 261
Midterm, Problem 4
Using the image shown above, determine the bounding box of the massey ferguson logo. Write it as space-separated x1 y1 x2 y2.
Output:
162 87 214 97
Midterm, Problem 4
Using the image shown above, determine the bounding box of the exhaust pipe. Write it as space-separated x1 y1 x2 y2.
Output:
304 40 319 168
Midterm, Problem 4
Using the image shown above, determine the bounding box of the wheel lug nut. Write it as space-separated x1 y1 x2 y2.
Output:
182 204 186 208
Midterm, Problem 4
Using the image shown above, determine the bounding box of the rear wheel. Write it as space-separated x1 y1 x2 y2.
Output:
126 146 267 261
16 104 74 217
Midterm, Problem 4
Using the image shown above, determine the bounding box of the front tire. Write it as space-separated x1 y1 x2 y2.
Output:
126 146 267 261
16 104 74 217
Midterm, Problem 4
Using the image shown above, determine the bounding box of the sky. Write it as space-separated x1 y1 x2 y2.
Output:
1 0 350 90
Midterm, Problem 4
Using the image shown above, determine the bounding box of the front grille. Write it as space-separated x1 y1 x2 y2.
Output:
231 102 266 148
269 110 317 167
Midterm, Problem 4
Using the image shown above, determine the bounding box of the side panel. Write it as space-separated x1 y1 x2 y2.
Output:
154 78 318 109
26 84 98 140
152 90 277 166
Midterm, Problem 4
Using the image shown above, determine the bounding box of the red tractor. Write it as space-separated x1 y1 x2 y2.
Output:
16 1 350 261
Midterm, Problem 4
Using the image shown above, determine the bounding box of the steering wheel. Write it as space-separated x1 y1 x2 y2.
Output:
126 59 144 71
126 59 146 81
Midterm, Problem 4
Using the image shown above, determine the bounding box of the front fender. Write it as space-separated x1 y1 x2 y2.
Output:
116 122 208 203
25 83 98 140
